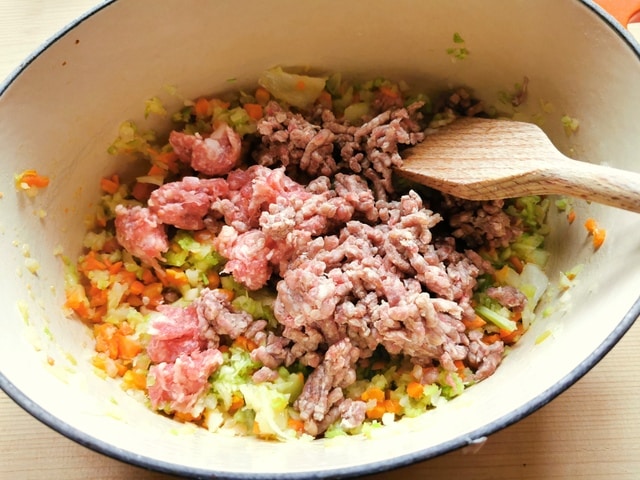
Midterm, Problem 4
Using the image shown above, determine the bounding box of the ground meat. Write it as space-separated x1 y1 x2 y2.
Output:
132 86 527 434
147 305 208 364
443 197 524 249
294 338 360 436
147 349 224 414
194 288 254 338
169 123 241 176
254 102 425 198
148 177 228 230
487 285 528 312
467 330 505 381
114 205 168 269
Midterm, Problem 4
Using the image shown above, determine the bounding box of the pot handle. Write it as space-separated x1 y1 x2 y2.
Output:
592 0 640 27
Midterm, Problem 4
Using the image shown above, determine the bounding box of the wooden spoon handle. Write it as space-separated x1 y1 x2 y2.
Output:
544 158 640 213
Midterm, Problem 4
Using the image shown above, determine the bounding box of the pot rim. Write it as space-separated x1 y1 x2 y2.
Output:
1 1 639 478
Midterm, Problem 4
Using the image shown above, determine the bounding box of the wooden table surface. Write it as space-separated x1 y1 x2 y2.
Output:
1 2 640 479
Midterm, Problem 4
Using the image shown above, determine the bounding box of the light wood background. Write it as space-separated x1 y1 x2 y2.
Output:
1 1 639 479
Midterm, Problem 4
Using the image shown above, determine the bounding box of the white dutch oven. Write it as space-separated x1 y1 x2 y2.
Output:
1 1 640 478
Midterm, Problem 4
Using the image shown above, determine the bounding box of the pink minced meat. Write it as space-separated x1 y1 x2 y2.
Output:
294 338 363 436
147 305 206 364
147 349 223 414
169 123 242 176
114 205 168 268
148 176 228 230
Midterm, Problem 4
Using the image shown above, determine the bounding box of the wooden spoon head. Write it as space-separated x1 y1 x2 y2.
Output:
397 117 566 200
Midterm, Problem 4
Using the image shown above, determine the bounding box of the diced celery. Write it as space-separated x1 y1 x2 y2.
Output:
475 305 517 332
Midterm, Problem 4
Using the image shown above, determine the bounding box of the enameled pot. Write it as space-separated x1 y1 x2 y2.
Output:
1 1 639 478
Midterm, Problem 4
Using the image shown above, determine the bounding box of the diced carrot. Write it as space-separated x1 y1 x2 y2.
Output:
584 218 606 250
147 164 166 177
194 97 210 117
383 398 401 414
462 315 486 330
88 286 108 307
361 387 385 403
243 103 263 121
210 98 230 110
592 228 606 249
100 174 120 195
454 360 466 375
108 261 123 275
365 403 386 420
131 182 156 202
233 335 258 352
406 382 424 399
255 87 271 105
206 270 220 289
81 251 107 272
126 294 143 307
142 282 164 307
89 305 108 324
508 255 524 274
584 218 598 232
500 323 524 345
115 360 129 377
129 280 145 296
482 333 502 345
115 333 142 360
165 268 189 288
287 417 305 433
123 369 147 390
295 80 306 91
154 151 179 173
119 322 135 336
253 421 262 435
379 85 400 99
316 90 332 109
94 323 118 356
65 284 91 319
228 394 245 413
15 169 50 189
140 268 156 285
567 209 577 224
214 288 235 303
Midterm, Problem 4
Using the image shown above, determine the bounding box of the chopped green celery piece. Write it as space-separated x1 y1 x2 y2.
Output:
325 72 343 96
144 96 167 118
107 121 155 156
452 32 465 43
332 85 354 113
258 67 327 109
324 424 348 438
343 102 371 124
239 383 295 439
211 348 261 409
475 305 517 332
214 106 256 137
164 249 189 267
361 420 383 438
439 371 465 399
232 294 275 322
272 368 304 400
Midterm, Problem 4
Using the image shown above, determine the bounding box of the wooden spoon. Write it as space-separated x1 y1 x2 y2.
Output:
397 117 640 213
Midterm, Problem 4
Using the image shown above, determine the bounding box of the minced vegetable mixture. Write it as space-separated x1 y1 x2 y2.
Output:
63 67 552 440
